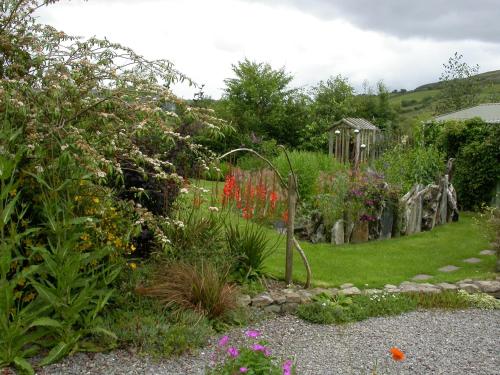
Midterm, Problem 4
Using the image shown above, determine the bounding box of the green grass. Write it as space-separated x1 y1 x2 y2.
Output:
190 180 496 289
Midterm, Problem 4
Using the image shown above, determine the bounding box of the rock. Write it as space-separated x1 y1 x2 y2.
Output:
341 287 361 296
472 280 500 293
463 258 481 264
436 282 458 291
457 283 480 293
399 282 420 293
264 304 281 314
479 250 496 256
363 289 381 295
309 288 332 297
331 220 345 245
329 288 339 296
251 293 273 307
379 205 394 239
340 283 354 289
283 291 302 304
269 291 286 305
416 283 440 293
297 290 313 303
351 221 369 243
281 303 299 313
412 274 433 281
311 223 326 244
384 284 398 289
237 294 251 307
438 265 460 273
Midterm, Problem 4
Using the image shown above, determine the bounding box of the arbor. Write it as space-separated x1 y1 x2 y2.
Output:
223 59 307 147
438 52 481 112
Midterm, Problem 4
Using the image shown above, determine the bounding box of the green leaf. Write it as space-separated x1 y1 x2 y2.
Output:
31 282 60 307
13 356 35 375
39 342 70 366
90 326 117 340
30 317 63 329
1 193 20 224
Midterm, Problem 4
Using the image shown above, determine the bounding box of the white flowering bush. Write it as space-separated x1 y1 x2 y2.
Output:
0 1 230 372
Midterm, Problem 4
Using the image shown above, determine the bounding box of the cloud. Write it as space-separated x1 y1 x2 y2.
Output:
247 0 500 43
35 0 500 99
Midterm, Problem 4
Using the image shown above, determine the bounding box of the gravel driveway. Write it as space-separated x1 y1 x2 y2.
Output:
38 309 500 375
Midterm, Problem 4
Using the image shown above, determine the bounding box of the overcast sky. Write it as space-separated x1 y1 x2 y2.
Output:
36 0 500 99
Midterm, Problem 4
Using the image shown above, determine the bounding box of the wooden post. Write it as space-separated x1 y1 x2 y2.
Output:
328 129 334 157
285 173 297 285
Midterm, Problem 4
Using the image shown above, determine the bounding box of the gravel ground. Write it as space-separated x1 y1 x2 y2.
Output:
37 309 499 375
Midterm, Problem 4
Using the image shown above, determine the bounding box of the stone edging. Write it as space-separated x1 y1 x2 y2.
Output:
238 278 500 314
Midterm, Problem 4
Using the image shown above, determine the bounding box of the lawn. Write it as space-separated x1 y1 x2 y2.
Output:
191 180 496 288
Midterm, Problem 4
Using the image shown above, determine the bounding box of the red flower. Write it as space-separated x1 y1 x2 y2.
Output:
390 347 405 361
269 191 278 210
282 210 289 224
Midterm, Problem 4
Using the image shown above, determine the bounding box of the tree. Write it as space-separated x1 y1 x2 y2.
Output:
300 75 354 151
223 59 307 147
438 52 481 112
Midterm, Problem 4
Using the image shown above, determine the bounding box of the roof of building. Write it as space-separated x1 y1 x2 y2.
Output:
329 117 379 131
434 103 500 123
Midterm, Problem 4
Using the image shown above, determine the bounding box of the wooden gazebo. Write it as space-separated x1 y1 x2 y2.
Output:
328 118 379 164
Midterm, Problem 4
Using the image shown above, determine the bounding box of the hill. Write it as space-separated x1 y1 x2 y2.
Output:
389 69 500 122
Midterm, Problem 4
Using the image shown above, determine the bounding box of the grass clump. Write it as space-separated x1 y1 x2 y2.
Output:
136 262 238 320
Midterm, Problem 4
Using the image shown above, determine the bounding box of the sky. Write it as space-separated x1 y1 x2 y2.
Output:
36 0 500 99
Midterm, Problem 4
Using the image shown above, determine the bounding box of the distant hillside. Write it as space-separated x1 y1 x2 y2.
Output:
389 69 500 122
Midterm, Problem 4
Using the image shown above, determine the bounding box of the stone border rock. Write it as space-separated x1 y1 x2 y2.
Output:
239 278 500 314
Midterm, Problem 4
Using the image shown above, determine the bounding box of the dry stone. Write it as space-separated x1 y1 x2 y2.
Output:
340 283 354 289
331 220 345 245
472 280 500 293
479 250 495 256
457 283 480 293
436 282 458 291
463 258 481 264
237 294 251 307
412 274 433 281
264 305 281 314
251 293 273 307
341 287 361 296
281 303 299 313
284 291 302 304
438 265 460 273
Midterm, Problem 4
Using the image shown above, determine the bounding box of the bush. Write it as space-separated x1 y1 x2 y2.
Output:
273 151 346 200
374 144 444 192
136 262 238 319
225 222 278 281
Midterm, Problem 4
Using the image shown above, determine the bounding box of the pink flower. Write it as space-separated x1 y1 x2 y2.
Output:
245 330 261 338
239 368 248 373
218 335 229 347
282 359 293 375
227 347 239 358
251 344 265 352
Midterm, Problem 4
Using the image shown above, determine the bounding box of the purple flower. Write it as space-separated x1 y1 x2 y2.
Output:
282 359 293 375
239 368 248 373
251 344 265 352
245 330 261 338
227 347 239 358
218 335 229 347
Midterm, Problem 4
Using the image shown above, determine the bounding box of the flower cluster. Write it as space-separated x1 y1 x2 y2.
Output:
221 169 286 222
210 330 295 375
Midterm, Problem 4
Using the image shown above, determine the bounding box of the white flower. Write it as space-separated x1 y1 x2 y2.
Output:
96 170 106 178
180 188 189 194
208 206 219 212
35 165 44 173
61 144 69 151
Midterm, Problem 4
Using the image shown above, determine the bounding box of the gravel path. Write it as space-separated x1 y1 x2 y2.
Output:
38 309 500 375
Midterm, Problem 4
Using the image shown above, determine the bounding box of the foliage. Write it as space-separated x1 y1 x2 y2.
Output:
272 151 346 200
103 299 213 357
374 144 444 192
437 52 481 112
209 331 295 375
222 59 309 147
296 292 416 324
425 118 500 210
456 290 500 310
300 75 354 151
0 0 227 370
136 261 238 320
225 222 277 281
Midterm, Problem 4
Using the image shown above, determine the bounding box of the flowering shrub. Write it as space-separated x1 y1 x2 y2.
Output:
209 330 296 375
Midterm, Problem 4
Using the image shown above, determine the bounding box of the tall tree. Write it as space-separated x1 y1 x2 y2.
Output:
223 59 307 147
438 52 481 112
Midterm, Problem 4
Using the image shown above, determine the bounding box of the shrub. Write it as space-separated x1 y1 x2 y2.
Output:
273 151 346 200
225 222 278 281
136 262 238 319
374 144 444 192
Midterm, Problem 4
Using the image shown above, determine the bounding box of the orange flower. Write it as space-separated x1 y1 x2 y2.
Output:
390 347 405 361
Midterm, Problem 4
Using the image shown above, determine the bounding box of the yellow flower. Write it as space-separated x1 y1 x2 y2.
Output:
75 195 81 201
129 262 137 270
130 244 136 252
9 189 17 197
92 197 100 204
